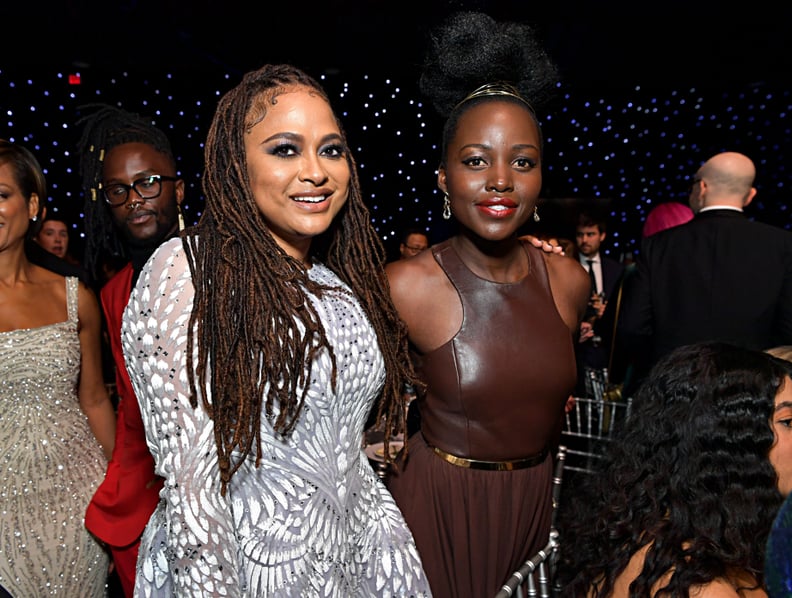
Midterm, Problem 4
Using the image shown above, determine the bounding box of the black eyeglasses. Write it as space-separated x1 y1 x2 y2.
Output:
102 175 179 207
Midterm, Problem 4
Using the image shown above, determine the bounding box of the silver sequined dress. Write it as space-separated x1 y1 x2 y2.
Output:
122 238 431 597
0 276 109 596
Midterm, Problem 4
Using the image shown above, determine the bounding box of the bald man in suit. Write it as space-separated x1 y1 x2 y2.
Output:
618 151 792 391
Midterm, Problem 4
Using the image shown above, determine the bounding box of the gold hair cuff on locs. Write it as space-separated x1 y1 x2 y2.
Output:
455 82 535 114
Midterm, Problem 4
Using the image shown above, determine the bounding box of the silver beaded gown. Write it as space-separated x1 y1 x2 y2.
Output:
0 276 109 597
122 238 431 597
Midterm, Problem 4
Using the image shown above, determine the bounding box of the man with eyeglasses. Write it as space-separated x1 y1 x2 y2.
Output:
76 104 185 597
398 227 430 260
618 151 792 395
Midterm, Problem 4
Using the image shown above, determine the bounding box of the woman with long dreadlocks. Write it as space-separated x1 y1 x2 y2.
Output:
120 64 432 596
76 104 184 597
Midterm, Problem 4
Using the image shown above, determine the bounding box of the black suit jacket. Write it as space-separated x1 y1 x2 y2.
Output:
599 255 623 303
619 209 792 372
576 254 626 377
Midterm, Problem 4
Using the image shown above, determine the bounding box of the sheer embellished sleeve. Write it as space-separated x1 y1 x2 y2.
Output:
121 237 243 597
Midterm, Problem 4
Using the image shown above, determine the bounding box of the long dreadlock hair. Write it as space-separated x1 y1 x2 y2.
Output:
75 103 176 281
184 63 422 494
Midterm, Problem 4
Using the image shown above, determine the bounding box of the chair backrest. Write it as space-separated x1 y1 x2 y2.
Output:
495 446 567 598
561 395 633 475
583 367 609 401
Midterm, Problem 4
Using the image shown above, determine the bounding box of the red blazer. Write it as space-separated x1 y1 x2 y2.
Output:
85 263 163 547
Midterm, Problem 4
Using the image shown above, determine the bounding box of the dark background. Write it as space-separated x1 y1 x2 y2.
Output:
5 1 791 261
10 1 791 90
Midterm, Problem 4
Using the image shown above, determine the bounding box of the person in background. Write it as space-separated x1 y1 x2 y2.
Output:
602 201 695 394
556 341 792 597
575 210 623 306
121 63 431 596
618 151 792 391
0 139 115 596
574 210 625 394
764 345 792 598
24 204 93 285
384 12 590 597
76 103 184 597
32 215 80 263
399 227 430 259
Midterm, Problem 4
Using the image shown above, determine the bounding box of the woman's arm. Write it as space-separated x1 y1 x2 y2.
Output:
77 282 116 460
122 239 244 595
545 253 592 338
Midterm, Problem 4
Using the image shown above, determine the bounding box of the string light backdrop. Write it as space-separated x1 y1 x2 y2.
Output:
3 65 790 262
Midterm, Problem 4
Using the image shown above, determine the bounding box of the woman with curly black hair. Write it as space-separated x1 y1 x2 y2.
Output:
384 11 591 597
556 341 792 597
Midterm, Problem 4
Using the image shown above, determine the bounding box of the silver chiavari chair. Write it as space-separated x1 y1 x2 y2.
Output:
561 393 633 475
495 445 567 598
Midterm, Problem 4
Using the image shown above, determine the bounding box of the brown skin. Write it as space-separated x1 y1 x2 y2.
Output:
0 163 115 459
387 99 590 355
103 142 184 247
243 86 350 264
34 218 70 258
399 232 429 259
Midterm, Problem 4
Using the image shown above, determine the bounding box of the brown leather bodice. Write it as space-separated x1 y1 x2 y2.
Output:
417 240 577 460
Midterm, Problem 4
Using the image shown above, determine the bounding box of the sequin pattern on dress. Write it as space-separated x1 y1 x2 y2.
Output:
0 276 109 597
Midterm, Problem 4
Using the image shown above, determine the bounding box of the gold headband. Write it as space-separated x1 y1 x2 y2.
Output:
454 82 535 113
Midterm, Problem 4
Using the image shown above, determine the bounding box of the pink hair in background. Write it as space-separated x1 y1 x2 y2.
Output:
642 202 694 237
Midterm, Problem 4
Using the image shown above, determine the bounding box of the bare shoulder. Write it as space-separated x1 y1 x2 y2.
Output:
76 279 100 307
76 279 102 324
543 253 590 298
537 252 592 331
385 249 442 297
385 247 457 350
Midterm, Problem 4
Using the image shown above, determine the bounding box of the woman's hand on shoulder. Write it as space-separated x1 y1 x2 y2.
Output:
520 234 565 255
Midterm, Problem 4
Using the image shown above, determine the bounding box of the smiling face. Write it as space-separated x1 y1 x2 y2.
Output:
102 141 183 249
438 99 542 241
0 161 38 252
35 219 69 258
243 85 350 262
770 375 792 496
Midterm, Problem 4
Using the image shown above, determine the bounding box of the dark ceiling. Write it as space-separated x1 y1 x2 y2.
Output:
8 1 791 90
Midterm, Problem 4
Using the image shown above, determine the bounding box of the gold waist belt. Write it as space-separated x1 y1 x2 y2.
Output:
430 445 548 471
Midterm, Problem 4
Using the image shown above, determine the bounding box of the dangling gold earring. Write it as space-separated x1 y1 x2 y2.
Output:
442 194 452 220
177 204 185 231
533 206 540 222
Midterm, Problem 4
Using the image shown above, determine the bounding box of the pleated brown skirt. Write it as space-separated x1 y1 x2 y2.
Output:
386 432 554 598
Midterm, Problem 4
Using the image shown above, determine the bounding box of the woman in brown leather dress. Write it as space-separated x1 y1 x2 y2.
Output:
384 11 591 598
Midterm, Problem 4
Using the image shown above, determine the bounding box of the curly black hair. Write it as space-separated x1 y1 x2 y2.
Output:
556 341 789 597
419 11 559 165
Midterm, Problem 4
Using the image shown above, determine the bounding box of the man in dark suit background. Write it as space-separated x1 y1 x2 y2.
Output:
574 210 625 395
618 151 792 392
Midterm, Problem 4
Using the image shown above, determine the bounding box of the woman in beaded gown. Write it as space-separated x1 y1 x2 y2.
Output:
0 140 115 596
384 13 591 598
121 64 431 596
